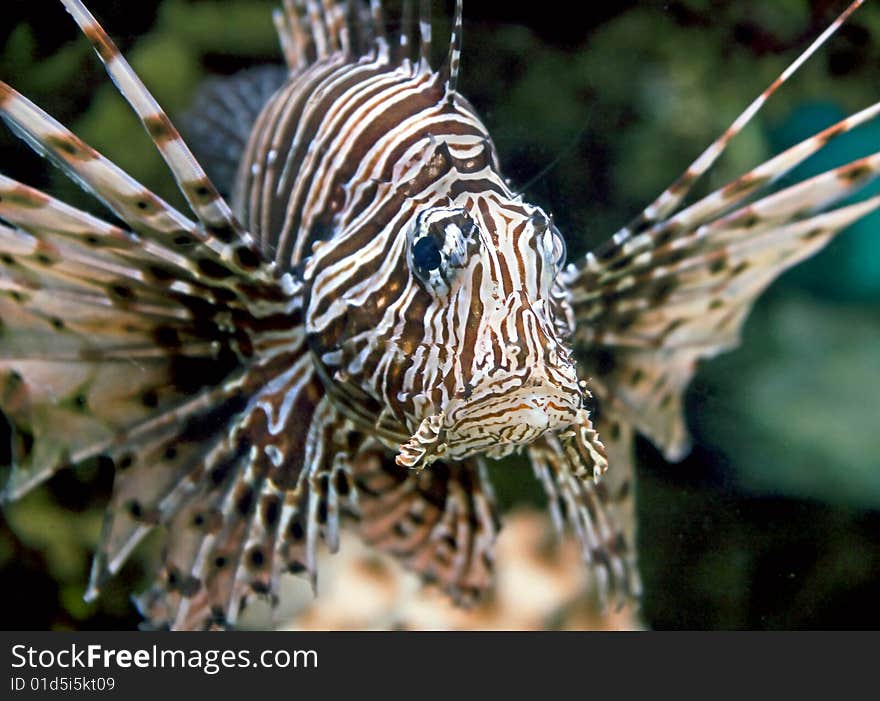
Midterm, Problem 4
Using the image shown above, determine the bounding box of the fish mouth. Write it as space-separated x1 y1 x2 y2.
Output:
395 378 582 469
452 366 581 424
445 385 580 450
450 387 577 433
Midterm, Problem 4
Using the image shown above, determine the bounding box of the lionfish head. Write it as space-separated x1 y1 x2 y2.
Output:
400 198 582 458
305 136 597 473
366 172 600 474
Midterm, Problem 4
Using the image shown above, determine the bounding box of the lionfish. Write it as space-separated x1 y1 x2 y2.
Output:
0 0 877 630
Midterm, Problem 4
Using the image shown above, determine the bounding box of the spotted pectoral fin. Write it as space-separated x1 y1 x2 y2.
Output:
566 3 880 461
0 169 271 504
571 169 880 460
579 348 697 462
529 432 640 610
354 450 499 603
130 427 257 630
133 356 340 630
0 279 245 505
85 381 252 599
592 413 638 553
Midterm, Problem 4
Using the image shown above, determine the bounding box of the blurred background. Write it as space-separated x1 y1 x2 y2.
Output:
1 0 878 629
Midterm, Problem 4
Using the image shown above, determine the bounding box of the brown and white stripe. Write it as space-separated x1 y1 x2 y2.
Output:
1 0 876 629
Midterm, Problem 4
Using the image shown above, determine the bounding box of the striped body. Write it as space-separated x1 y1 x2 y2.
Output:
1 1 877 629
235 44 584 461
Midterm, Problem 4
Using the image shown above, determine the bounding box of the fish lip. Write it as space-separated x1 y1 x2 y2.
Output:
395 370 584 468
395 383 581 468
442 383 581 439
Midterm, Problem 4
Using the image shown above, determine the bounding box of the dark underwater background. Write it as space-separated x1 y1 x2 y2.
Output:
1 0 878 629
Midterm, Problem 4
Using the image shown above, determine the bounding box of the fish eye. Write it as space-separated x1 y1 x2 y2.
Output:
408 207 476 292
412 235 443 272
